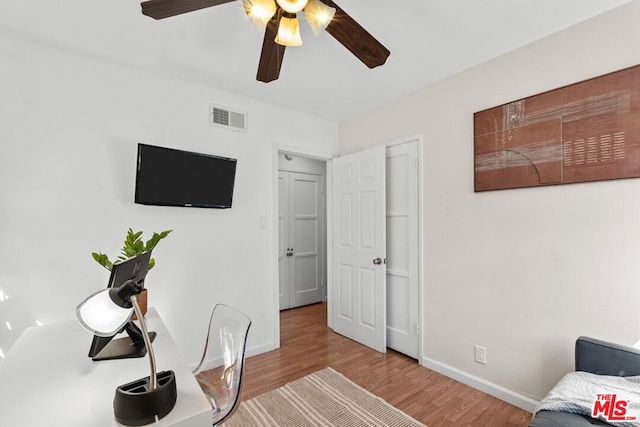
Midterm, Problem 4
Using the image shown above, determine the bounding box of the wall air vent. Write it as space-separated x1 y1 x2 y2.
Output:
209 104 248 132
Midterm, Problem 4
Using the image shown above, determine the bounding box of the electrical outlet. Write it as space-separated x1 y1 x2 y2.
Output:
474 345 487 364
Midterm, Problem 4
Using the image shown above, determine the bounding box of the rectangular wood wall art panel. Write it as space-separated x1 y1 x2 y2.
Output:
474 65 640 191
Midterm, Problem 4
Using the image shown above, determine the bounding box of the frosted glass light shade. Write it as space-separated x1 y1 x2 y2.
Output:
243 0 277 27
303 0 335 35
76 289 133 337
275 15 303 46
275 0 308 13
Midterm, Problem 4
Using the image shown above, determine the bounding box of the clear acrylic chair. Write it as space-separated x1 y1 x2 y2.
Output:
192 304 252 426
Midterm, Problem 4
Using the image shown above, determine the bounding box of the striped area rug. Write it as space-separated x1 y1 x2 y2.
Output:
223 367 426 427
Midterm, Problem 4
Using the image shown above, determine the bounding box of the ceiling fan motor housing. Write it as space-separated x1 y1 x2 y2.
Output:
276 0 309 14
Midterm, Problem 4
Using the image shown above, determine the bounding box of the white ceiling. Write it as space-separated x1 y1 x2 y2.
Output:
0 0 632 121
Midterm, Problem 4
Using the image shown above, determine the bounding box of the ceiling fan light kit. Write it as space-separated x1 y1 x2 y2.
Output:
243 0 277 27
275 13 303 47
140 0 390 82
246 0 334 45
303 0 336 36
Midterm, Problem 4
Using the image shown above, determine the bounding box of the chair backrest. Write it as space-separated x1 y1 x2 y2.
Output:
192 304 252 426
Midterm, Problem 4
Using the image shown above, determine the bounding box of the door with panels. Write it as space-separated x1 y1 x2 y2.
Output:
330 141 420 358
385 141 420 359
331 147 387 353
278 171 324 310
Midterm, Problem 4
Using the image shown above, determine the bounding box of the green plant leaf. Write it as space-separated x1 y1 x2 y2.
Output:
92 228 171 274
145 230 173 251
145 235 160 251
125 229 142 246
91 252 113 271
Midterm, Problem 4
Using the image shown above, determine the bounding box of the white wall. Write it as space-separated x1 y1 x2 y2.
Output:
339 1 640 409
0 31 338 365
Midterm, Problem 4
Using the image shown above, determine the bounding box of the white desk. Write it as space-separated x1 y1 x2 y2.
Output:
0 308 211 427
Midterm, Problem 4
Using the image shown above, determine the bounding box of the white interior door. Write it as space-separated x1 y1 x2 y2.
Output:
289 172 324 308
386 141 420 359
279 171 324 310
331 147 387 353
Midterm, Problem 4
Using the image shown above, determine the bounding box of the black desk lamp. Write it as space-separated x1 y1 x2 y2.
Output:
76 278 177 426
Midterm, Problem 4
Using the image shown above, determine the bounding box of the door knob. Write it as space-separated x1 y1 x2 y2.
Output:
373 258 382 265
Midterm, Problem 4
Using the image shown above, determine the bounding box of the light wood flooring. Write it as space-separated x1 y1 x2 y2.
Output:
238 302 533 426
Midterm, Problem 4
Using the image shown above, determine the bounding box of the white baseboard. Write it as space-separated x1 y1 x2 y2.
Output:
421 356 538 413
246 343 277 359
190 342 276 372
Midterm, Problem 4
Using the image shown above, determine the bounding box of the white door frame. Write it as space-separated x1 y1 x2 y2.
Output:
271 144 332 350
270 135 423 364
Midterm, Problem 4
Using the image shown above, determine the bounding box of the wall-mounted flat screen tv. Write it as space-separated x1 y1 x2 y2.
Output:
135 143 237 209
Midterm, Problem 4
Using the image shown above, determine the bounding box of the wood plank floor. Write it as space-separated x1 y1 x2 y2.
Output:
239 302 533 426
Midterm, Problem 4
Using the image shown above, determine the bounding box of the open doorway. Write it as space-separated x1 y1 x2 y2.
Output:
272 138 422 362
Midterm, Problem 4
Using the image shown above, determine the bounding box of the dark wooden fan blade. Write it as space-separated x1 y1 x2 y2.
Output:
141 0 236 20
256 9 286 83
321 0 390 68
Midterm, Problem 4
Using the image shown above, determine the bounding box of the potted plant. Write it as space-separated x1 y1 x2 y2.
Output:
92 228 172 317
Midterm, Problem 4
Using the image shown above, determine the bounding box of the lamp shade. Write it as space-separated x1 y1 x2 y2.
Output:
76 288 134 337
303 0 335 35
275 0 308 13
275 14 303 46
243 0 277 28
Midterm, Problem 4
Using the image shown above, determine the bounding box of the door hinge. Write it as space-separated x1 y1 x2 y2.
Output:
416 323 421 334
320 183 325 194
415 158 420 170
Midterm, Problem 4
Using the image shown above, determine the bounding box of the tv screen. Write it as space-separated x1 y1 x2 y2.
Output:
135 143 237 209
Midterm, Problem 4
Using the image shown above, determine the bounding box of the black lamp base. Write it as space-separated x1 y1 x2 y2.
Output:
92 332 157 361
113 370 177 426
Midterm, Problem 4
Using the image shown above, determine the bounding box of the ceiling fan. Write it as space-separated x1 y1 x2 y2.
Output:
139 0 390 83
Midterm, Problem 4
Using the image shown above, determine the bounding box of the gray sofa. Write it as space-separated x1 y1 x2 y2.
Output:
529 336 640 426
